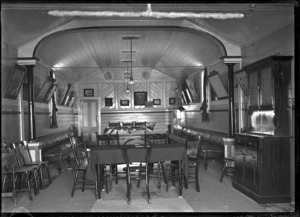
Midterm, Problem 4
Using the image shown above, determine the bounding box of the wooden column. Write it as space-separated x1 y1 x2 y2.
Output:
221 56 242 138
18 58 38 141
227 63 235 137
27 65 36 141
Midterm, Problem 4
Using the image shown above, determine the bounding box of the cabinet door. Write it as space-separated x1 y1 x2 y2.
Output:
234 138 246 184
248 71 259 109
244 139 258 192
260 67 274 109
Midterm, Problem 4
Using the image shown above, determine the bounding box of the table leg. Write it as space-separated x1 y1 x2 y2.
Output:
178 160 183 198
96 164 101 200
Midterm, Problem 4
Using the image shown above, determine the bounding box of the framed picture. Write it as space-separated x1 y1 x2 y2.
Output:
60 84 71 105
84 88 94 97
169 97 176 105
207 71 228 99
120 99 129 106
153 99 161 105
105 97 113 106
134 91 147 106
4 64 26 100
235 69 248 96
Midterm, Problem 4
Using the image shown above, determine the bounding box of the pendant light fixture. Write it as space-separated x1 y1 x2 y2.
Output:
126 62 130 93
128 37 134 84
122 35 140 85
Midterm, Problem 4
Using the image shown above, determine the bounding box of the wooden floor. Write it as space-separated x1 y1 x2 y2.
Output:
1 158 295 214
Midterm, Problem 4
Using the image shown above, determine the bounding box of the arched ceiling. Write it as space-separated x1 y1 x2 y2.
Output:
34 26 226 82
1 3 294 83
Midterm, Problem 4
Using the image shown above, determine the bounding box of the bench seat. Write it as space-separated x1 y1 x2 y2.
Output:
37 130 73 174
171 127 226 170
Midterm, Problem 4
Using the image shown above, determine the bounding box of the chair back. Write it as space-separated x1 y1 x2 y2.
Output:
11 142 27 167
96 132 119 145
68 134 88 167
19 141 32 164
123 139 152 164
108 131 120 145
187 135 203 158
144 131 168 145
2 145 19 172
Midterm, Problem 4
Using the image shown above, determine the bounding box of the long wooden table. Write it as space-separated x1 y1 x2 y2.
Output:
86 143 188 200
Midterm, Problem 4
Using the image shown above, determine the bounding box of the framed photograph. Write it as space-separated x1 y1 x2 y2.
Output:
35 77 55 103
235 69 248 96
4 64 26 100
169 97 176 105
153 99 161 105
134 91 147 106
208 71 228 99
60 84 71 105
105 97 113 106
120 99 129 106
84 88 94 97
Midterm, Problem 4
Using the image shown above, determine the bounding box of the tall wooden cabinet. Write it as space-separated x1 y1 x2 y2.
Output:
233 56 292 203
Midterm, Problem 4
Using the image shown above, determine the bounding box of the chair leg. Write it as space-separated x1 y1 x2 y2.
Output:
220 160 226 182
109 165 113 190
71 170 79 197
26 173 33 201
157 163 161 190
33 170 40 195
82 169 86 192
195 163 200 192
12 173 17 206
161 163 167 184
115 165 118 185
39 167 43 189
126 168 131 205
46 164 52 184
17 173 22 190
104 167 109 194
166 167 169 192
146 165 151 204
183 174 188 189
95 180 98 199
2 174 7 192
58 156 63 174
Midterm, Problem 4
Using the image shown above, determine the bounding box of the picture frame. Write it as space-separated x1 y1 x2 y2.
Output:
105 97 113 106
120 99 129 106
4 64 26 100
207 71 228 99
35 77 55 103
134 91 147 106
84 88 94 97
60 84 71 105
235 69 248 96
153 99 161 105
169 97 176 105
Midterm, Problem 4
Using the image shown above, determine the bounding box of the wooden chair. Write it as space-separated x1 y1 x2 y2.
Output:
220 158 235 182
185 135 203 192
165 135 203 192
19 141 51 189
144 131 168 189
123 138 152 204
68 135 98 197
2 143 40 205
95 132 120 188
